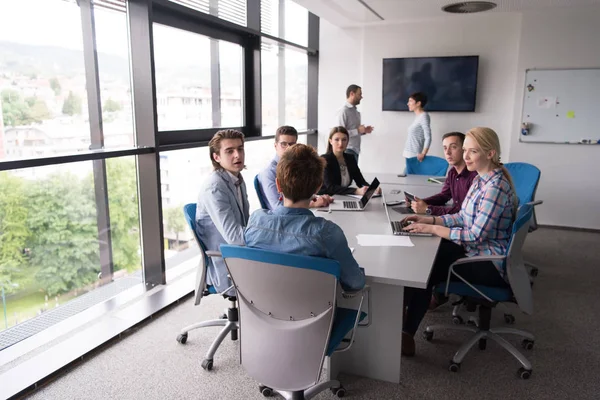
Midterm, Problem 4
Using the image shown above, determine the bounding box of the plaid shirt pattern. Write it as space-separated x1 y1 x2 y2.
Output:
441 168 516 276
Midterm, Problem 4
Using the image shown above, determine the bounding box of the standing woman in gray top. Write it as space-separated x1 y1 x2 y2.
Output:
403 92 432 164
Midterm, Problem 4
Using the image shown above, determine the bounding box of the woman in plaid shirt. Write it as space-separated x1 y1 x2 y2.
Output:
400 127 518 357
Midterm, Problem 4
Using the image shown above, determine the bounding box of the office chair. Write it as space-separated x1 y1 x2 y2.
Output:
406 155 449 176
425 204 536 379
505 162 543 277
176 203 239 371
221 245 371 399
254 175 270 210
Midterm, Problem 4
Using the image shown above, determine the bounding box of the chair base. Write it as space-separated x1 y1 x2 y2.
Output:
424 323 535 376
177 299 239 370
265 380 344 400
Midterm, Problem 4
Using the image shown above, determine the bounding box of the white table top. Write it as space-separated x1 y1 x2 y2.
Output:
363 172 446 187
317 185 441 289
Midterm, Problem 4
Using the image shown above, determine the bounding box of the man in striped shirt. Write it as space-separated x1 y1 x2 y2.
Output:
337 84 373 163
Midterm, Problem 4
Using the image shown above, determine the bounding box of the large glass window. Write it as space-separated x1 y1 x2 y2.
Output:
262 41 308 134
153 24 244 131
0 157 141 334
0 0 90 161
261 0 308 47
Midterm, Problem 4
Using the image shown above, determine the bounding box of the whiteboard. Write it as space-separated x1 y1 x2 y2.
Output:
520 68 600 144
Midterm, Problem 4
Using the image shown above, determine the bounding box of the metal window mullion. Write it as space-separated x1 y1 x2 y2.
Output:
277 0 285 127
307 12 319 144
128 0 166 288
79 0 114 284
247 0 259 31
209 0 222 128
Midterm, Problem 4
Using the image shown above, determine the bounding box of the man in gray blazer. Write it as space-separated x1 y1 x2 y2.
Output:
196 129 249 295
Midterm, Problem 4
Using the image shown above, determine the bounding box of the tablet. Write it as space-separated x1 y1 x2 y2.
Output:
404 191 416 203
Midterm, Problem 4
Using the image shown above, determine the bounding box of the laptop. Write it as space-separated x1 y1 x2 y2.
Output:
328 178 380 211
392 190 415 214
382 192 433 237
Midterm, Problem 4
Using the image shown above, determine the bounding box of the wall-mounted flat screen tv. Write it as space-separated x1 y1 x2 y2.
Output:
382 55 479 112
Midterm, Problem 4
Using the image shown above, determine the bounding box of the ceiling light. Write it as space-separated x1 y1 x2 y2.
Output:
442 1 497 14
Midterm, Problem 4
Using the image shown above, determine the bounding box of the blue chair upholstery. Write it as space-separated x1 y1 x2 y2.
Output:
254 175 270 210
177 203 239 371
221 245 370 398
427 204 536 379
406 156 449 176
504 162 541 206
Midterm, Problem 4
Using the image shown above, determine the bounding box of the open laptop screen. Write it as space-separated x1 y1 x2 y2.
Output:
359 178 380 207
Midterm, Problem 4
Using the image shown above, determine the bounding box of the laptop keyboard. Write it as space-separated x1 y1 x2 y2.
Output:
343 201 359 209
391 220 408 233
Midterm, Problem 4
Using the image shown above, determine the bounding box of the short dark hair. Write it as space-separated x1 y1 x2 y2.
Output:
208 129 245 170
442 131 466 144
275 125 298 142
346 84 361 99
326 126 349 154
409 92 428 108
276 144 326 202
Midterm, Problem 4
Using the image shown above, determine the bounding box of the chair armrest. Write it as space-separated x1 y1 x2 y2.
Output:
450 255 506 267
526 200 543 206
206 251 222 258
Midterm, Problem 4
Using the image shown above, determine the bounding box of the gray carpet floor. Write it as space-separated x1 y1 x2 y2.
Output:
25 227 600 400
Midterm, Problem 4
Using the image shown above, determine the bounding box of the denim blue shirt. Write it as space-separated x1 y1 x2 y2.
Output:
244 207 366 291
257 156 280 210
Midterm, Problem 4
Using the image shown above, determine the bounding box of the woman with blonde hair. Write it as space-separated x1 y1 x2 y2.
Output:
399 127 517 356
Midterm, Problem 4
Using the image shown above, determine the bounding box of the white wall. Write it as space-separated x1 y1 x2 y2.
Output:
508 6 600 229
318 7 600 229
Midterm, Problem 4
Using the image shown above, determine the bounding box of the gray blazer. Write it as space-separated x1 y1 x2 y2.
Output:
196 169 250 294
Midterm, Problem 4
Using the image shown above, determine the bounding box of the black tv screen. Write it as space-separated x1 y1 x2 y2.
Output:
382 56 479 112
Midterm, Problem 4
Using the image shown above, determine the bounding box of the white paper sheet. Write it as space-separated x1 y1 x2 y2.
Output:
356 234 414 247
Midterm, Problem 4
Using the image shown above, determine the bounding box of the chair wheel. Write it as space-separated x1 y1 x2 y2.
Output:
258 385 273 397
201 358 213 371
449 362 461 372
504 314 516 324
331 385 346 398
518 367 532 379
452 315 464 325
220 313 228 319
423 330 434 341
176 333 188 344
521 339 534 350
479 338 487 350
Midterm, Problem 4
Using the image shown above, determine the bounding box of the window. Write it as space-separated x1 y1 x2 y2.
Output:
0 157 141 337
153 24 244 131
168 0 247 27
262 41 308 135
261 0 308 47
0 0 90 161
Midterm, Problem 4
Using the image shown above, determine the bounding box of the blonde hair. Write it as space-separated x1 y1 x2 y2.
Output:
466 127 518 214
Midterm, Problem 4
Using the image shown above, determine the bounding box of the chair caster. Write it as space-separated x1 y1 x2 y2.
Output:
331 385 346 398
521 339 534 350
220 313 227 319
176 333 188 344
518 367 532 379
201 358 214 371
452 315 464 325
479 338 487 350
258 385 273 397
423 330 434 342
448 362 461 372
504 314 516 324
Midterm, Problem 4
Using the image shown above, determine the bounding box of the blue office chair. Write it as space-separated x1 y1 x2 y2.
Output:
426 204 536 379
505 162 543 277
254 175 270 210
406 156 449 176
176 203 239 371
221 245 370 399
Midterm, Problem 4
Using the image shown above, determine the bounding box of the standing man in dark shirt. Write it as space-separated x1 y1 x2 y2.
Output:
408 132 477 216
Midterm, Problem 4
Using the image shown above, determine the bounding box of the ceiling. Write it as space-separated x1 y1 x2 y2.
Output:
294 0 600 27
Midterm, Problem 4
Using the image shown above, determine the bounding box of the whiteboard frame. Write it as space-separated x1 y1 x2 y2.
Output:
519 67 600 145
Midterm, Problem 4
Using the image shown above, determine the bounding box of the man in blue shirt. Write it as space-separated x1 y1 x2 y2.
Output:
246 144 365 291
256 125 333 210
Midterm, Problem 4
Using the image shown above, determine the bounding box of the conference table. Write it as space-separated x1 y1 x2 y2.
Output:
321 182 444 384
363 172 446 187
